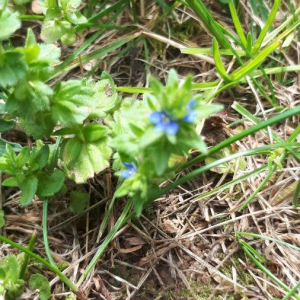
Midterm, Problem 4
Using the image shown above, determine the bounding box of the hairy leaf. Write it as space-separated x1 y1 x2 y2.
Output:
51 80 97 126
0 8 21 40
29 274 51 300
36 170 65 197
0 51 27 88
61 124 112 183
19 176 38 206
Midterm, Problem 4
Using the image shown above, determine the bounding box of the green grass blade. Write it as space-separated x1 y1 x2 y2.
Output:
236 232 300 252
228 0 247 47
252 0 282 54
240 241 300 299
178 106 300 170
54 3 127 75
230 41 280 81
292 180 300 207
19 231 36 279
212 38 231 82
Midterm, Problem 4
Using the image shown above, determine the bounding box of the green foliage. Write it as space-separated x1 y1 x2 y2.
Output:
29 274 51 300
40 0 87 44
0 144 65 205
60 123 112 183
205 146 247 174
0 6 21 40
0 255 24 299
0 210 5 228
69 191 89 214
112 69 223 214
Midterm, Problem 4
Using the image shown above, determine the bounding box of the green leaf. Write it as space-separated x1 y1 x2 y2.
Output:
0 139 22 156
0 8 21 40
0 255 20 284
205 146 247 174
25 28 37 47
0 50 28 88
36 170 65 197
2 177 18 187
35 145 50 170
41 20 71 43
61 32 76 45
61 124 112 183
12 0 32 4
212 38 231 82
19 176 38 205
0 210 5 228
0 119 15 132
88 79 119 118
69 191 89 214
66 10 87 25
15 146 30 168
29 274 51 300
51 80 97 127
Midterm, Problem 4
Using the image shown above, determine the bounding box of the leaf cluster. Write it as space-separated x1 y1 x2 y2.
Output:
0 254 50 300
41 0 87 44
111 70 223 215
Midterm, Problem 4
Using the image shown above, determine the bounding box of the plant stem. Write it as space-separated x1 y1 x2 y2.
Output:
19 231 37 279
76 198 135 287
179 105 300 170
0 235 77 292
43 199 57 267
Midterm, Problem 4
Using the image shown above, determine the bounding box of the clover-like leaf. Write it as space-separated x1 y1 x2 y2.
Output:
0 50 28 88
0 8 21 40
51 80 97 126
61 123 112 183
29 274 51 300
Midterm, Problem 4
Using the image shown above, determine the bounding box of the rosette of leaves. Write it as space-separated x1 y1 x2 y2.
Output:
111 70 223 214
0 144 65 205
41 0 87 44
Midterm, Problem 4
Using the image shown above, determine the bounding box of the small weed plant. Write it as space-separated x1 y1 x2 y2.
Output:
0 0 300 299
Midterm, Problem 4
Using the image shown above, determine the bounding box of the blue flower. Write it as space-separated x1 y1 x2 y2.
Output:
149 111 179 135
182 98 197 123
120 162 137 179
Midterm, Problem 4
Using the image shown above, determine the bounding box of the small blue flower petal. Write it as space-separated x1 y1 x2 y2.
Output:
149 111 164 124
182 110 198 123
165 121 179 135
120 162 137 179
150 110 179 135
186 98 196 110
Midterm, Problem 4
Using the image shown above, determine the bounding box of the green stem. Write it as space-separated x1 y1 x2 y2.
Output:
19 231 36 279
43 199 57 267
235 232 300 252
241 243 300 299
179 105 300 171
159 143 300 199
0 235 77 292
282 281 300 300
76 198 135 287
19 15 44 20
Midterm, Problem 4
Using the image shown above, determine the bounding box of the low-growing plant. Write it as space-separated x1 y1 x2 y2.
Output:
0 0 300 299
